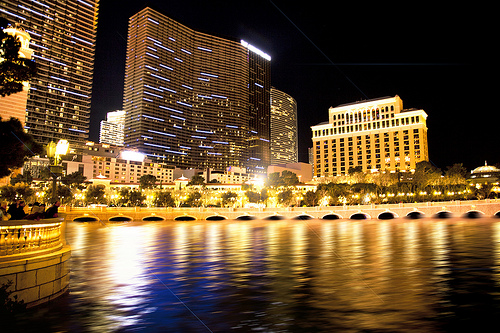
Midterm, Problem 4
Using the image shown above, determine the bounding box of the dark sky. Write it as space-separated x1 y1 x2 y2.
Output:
90 1 495 171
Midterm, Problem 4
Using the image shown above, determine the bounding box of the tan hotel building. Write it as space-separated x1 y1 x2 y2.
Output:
311 96 428 178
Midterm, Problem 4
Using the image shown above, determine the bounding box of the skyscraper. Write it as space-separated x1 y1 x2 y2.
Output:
270 87 298 164
123 7 271 174
1 0 99 146
100 110 125 146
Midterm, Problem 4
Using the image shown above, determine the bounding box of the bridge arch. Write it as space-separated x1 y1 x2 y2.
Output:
73 214 99 222
495 211 500 218
463 210 484 219
236 214 256 220
264 214 285 220
406 211 425 219
378 211 398 220
321 213 342 220
174 214 197 221
293 214 314 220
434 211 453 219
206 214 227 221
142 214 165 221
109 215 133 222
350 212 370 220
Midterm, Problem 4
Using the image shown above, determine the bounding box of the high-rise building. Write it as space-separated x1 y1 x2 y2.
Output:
1 0 99 146
311 96 429 178
270 87 298 164
0 24 33 126
100 110 125 146
123 7 271 174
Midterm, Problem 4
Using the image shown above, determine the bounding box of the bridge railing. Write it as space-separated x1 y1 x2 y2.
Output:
0 216 66 260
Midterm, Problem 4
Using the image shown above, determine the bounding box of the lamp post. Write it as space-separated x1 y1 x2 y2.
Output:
46 140 69 202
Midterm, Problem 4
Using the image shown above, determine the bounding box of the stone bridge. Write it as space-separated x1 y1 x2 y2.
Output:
63 200 500 222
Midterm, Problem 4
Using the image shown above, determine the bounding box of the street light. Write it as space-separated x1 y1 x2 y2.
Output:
46 139 69 201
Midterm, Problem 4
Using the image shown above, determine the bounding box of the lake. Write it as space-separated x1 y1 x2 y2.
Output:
10 217 500 332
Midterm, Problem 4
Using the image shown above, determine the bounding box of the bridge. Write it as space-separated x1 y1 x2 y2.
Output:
64 199 500 222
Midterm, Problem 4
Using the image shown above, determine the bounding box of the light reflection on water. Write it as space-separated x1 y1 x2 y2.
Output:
12 218 500 332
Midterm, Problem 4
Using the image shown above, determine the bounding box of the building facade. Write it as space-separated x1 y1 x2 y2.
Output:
123 7 271 174
270 87 298 164
0 24 33 126
311 96 428 178
1 0 99 146
100 110 125 146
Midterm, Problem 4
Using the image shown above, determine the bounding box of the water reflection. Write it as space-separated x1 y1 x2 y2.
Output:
12 218 500 332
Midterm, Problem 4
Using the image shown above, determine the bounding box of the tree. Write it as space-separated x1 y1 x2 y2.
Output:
84 185 106 205
0 183 34 202
221 191 238 207
0 29 37 97
139 174 157 189
245 190 261 203
0 117 42 178
154 190 175 207
61 171 87 190
277 189 294 207
9 170 32 185
185 191 202 207
303 190 318 207
188 175 205 186
281 170 300 186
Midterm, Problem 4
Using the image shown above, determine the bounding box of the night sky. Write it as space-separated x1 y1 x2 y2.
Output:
90 1 495 171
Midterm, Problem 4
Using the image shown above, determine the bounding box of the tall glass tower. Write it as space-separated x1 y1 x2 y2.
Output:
1 0 99 147
123 7 271 174
270 87 298 164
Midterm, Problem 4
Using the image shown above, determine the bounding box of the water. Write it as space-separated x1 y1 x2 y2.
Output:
10 217 500 332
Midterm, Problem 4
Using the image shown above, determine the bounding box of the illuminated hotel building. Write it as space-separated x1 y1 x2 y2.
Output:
100 110 125 146
270 87 298 164
311 96 428 178
123 7 271 174
1 0 99 146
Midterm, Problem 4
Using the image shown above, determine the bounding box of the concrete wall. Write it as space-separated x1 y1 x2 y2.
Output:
0 245 71 308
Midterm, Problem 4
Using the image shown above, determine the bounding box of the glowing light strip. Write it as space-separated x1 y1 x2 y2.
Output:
77 0 93 7
199 145 213 149
144 143 169 149
166 150 187 155
201 72 218 78
170 115 185 121
241 40 271 61
159 64 173 70
144 91 163 98
147 130 176 137
181 49 192 54
32 54 67 66
69 128 87 133
195 129 214 134
180 146 191 150
254 83 264 88
145 65 158 71
226 125 238 128
147 37 162 44
50 76 69 83
159 105 183 113
147 18 159 25
30 42 48 50
0 9 26 21
212 94 227 99
143 115 165 121
151 73 170 81
182 85 193 90
146 52 159 59
155 44 174 53
32 0 50 9
72 35 93 45
191 136 206 139
212 141 228 144
49 86 88 97
197 46 212 52
18 5 53 20
177 101 192 107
